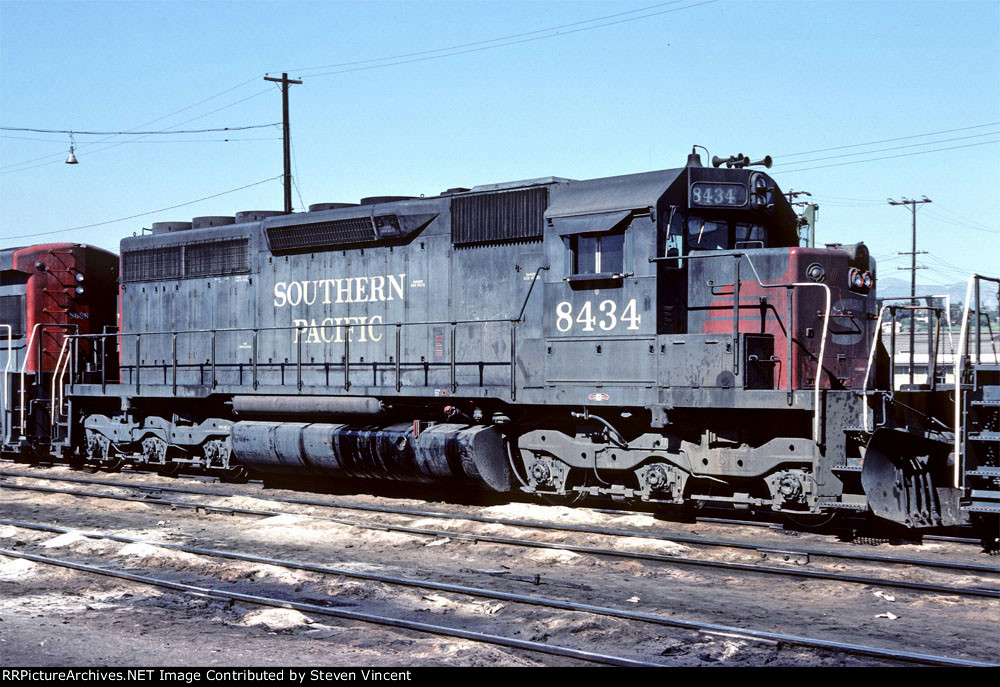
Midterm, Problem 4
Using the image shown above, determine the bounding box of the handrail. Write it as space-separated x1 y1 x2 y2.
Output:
1 325 12 444
68 316 523 341
876 294 953 355
860 302 948 432
861 305 891 432
652 250 833 431
19 323 77 436
18 324 42 437
66 315 524 399
50 337 73 428
953 273 1000 488
740 256 831 445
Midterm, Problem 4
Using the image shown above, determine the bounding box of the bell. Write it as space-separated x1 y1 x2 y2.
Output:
65 145 78 164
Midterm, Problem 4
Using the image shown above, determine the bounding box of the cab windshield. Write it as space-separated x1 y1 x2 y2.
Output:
686 216 766 251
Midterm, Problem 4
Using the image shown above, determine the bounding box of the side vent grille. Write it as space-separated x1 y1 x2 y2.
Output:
267 217 376 253
451 187 548 246
122 246 182 282
122 239 249 282
185 239 251 277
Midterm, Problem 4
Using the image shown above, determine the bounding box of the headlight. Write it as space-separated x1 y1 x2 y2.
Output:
75 285 85 296
806 263 826 282
862 272 873 289
850 268 865 289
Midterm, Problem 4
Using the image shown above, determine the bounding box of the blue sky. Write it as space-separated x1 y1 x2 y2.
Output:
1 0 998 284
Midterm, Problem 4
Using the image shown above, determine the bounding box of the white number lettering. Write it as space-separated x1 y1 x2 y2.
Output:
555 299 640 332
556 301 573 332
621 299 641 330
576 300 596 331
598 300 617 331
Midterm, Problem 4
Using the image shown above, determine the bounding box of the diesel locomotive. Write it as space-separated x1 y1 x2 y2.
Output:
2 150 997 531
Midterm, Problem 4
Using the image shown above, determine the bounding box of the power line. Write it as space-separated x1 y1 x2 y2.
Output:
931 202 1000 233
1 175 283 241
0 123 279 135
290 0 692 74
0 83 273 173
772 131 999 167
778 139 1000 174
298 0 719 78
776 122 1000 158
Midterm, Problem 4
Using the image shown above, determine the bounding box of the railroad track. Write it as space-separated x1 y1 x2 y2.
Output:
1 518 995 668
2 470 998 592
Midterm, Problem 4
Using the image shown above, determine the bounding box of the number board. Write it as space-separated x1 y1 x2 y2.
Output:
690 182 748 207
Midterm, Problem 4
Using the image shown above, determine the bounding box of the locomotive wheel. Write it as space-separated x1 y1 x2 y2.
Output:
539 472 590 506
784 511 838 530
219 464 249 483
101 457 126 473
159 462 183 478
540 490 587 506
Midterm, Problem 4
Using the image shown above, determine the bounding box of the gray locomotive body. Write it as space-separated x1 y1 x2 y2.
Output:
38 153 990 529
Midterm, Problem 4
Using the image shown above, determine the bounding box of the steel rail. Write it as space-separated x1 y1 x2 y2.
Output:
2 469 995 574
0 547 659 668
3 482 998 598
4 519 996 668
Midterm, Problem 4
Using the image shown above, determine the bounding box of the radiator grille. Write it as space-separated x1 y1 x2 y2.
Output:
122 239 249 282
267 217 376 252
185 239 250 277
451 187 548 246
122 246 182 282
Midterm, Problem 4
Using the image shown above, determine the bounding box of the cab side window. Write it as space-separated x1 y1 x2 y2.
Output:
570 232 624 275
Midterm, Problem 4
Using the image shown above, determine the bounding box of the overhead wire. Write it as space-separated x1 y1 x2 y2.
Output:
775 122 1000 158
296 0 719 78
771 131 1000 168
0 80 272 173
290 0 693 74
776 139 1000 174
1 124 279 135
2 175 283 241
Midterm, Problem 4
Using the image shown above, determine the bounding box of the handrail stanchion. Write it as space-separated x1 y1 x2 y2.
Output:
786 288 794 405
252 329 258 390
450 323 457 393
19 324 44 436
395 325 402 392
297 328 303 391
172 333 178 395
343 325 350 391
100 336 106 395
135 334 141 393
211 330 217 389
733 256 740 375
510 320 517 402
975 280 982 364
1 324 12 444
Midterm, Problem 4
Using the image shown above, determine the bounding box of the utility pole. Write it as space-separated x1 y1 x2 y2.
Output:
788 190 817 247
264 72 303 214
888 195 932 385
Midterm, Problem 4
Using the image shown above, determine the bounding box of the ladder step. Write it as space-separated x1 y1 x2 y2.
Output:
971 400 1000 406
966 466 1000 477
968 431 1000 442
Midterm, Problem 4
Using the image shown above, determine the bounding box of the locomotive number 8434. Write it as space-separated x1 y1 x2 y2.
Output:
3 149 998 534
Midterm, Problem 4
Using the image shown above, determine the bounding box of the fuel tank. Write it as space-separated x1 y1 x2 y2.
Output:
230 421 512 492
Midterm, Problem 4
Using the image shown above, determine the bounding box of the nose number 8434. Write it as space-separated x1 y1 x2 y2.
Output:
555 298 641 333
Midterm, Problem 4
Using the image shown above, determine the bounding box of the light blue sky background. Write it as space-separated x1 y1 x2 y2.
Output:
1 0 998 284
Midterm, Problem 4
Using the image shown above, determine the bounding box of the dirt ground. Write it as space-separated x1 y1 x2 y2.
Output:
1 466 997 667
